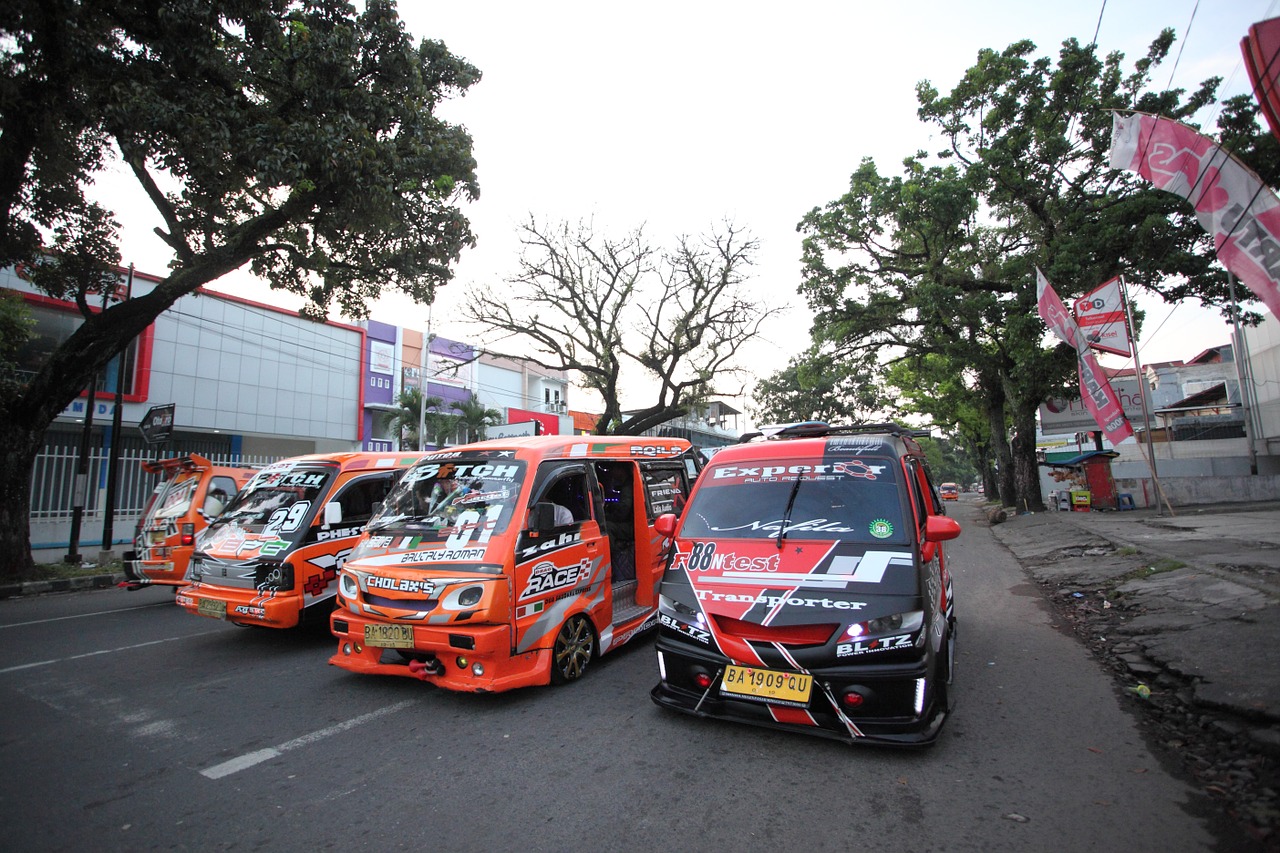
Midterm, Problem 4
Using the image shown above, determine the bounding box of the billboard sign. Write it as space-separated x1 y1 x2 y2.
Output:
487 420 540 439
139 403 176 444
1073 277 1132 357
1040 377 1149 435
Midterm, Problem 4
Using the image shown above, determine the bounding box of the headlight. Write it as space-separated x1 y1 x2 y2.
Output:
659 594 706 626
845 610 924 639
441 584 486 611
339 572 359 599
254 561 293 591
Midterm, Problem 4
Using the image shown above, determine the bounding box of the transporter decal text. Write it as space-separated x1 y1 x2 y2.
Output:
694 589 868 610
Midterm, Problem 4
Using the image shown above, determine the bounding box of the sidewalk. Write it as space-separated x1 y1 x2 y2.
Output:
0 571 124 599
987 499 1280 846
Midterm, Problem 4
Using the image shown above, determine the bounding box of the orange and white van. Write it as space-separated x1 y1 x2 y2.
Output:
176 452 423 628
329 435 700 692
122 455 256 589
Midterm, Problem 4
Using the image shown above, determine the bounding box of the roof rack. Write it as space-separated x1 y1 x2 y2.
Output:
738 421 928 443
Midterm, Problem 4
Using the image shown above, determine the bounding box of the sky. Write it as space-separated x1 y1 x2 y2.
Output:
99 0 1280 415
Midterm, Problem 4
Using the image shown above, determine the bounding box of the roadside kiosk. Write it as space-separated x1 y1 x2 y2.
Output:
1041 449 1121 511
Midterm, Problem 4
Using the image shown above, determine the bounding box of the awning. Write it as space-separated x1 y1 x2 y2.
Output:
1039 449 1120 468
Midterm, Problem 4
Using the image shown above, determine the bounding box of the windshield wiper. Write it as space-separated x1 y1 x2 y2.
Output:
776 473 804 550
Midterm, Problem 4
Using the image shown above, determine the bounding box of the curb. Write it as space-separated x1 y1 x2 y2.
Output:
0 573 126 600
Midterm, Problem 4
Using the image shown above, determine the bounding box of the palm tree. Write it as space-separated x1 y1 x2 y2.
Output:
389 388 448 450
451 392 503 443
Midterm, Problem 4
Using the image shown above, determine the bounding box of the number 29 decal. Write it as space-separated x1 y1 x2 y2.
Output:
264 501 312 536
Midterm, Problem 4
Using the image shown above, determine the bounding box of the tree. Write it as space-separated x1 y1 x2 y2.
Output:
750 346 888 426
786 32 1231 512
451 392 501 443
0 0 481 578
389 388 444 451
464 216 777 435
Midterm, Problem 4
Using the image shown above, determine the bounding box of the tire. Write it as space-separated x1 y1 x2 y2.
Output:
550 614 595 685
937 618 957 713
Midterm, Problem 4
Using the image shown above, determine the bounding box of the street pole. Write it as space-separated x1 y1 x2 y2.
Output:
64 372 96 564
101 264 134 560
1228 272 1259 476
1120 276 1172 516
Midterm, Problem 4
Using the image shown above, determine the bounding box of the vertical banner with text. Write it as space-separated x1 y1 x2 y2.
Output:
1036 268 1135 445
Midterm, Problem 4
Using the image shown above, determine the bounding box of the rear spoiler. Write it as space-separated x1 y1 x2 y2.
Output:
141 454 214 475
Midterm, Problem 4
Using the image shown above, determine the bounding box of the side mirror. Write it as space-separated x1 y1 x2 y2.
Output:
924 514 961 543
654 513 678 538
528 502 558 534
324 502 343 529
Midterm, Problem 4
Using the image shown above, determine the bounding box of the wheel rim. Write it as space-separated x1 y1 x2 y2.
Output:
554 616 593 682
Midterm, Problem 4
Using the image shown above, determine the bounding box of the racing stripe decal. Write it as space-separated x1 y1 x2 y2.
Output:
769 705 818 727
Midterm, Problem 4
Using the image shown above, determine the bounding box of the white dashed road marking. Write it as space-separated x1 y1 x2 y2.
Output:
200 699 418 779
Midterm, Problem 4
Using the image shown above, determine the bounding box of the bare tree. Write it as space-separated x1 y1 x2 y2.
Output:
465 217 775 434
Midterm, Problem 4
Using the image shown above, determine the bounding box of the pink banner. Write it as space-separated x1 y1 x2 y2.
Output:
1037 269 1135 445
1110 111 1280 320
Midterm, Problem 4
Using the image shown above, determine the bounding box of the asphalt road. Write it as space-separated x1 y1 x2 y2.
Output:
0 502 1245 852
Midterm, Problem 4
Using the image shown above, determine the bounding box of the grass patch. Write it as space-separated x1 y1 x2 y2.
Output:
29 559 123 581
1113 556 1187 585
1117 546 1139 556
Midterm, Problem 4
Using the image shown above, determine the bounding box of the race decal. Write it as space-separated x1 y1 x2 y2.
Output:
521 558 592 599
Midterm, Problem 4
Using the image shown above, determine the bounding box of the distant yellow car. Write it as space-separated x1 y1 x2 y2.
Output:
940 482 960 501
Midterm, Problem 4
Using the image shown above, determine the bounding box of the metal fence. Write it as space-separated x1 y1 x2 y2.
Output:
29 447 278 521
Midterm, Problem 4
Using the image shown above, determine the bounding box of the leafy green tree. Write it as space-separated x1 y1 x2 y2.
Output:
789 32 1231 512
750 346 888 426
883 356 995 494
0 290 33 390
0 0 480 577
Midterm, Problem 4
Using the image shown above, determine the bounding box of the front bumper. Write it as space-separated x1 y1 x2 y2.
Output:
122 550 188 588
650 634 947 747
175 583 303 629
329 611 541 693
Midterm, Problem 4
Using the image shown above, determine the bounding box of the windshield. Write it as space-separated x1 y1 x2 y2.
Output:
367 456 526 542
150 472 200 520
680 455 908 545
204 463 335 547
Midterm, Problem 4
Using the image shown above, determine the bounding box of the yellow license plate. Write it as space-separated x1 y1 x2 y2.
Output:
721 665 813 706
365 624 415 649
197 598 226 620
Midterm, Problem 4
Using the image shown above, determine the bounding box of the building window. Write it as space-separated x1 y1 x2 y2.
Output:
17 301 139 394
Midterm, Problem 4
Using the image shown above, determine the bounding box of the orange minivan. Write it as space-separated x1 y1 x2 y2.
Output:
122 455 256 589
329 435 700 692
176 452 422 628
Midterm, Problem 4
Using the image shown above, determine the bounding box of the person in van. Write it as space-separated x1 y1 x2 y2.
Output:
329 435 700 692
203 487 230 518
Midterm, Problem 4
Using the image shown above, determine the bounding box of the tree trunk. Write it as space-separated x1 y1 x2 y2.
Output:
0 420 46 579
977 368 1014 507
1010 403 1046 513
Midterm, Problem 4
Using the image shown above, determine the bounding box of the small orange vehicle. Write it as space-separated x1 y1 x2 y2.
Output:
329 435 700 692
939 483 960 501
123 455 256 589
176 452 422 628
